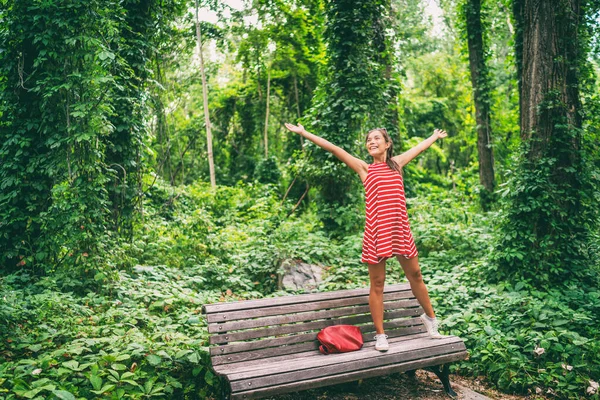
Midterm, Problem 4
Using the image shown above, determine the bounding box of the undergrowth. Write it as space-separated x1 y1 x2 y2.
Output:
1 177 599 399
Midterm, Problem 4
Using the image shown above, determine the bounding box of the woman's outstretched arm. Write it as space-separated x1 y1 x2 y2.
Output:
392 129 447 168
285 123 368 181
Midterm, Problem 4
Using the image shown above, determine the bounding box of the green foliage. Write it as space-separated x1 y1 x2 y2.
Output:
322 187 600 398
130 176 340 294
490 120 600 285
434 265 600 399
254 156 282 184
0 0 185 276
304 0 399 233
0 267 220 399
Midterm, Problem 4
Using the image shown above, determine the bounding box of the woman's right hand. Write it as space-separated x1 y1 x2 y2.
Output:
284 123 306 135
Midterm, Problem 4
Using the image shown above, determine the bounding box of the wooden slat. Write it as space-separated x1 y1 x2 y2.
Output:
210 317 425 357
209 308 423 344
203 283 411 314
230 351 468 399
228 336 464 381
206 290 415 323
212 326 426 367
230 341 465 392
208 299 420 333
213 331 430 372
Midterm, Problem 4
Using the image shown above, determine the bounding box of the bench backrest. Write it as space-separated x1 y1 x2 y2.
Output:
203 283 425 368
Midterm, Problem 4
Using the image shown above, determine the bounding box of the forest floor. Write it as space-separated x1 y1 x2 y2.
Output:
264 370 544 400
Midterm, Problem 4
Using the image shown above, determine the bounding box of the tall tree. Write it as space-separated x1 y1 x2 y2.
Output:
195 0 216 188
492 0 599 285
0 0 185 275
306 0 397 233
462 0 496 203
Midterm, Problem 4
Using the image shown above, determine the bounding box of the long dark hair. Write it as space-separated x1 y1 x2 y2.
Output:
366 128 402 175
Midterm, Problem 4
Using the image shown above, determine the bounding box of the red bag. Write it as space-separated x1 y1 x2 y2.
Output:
317 325 364 355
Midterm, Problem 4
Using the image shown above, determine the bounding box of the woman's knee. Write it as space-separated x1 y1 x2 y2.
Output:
405 268 424 283
370 279 385 295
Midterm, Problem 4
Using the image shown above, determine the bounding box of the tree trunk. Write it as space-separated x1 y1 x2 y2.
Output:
464 0 495 193
195 0 216 188
492 0 590 284
293 74 304 146
519 0 582 158
264 67 271 157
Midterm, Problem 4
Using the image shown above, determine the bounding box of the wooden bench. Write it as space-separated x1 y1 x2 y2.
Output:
202 283 468 399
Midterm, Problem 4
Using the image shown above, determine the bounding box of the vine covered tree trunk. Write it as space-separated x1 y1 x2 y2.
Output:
492 0 598 285
306 0 396 233
464 0 496 201
519 0 582 157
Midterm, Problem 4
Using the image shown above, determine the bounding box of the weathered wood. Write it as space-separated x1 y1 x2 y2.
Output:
208 299 420 333
228 336 463 381
204 285 467 400
229 351 468 400
203 283 411 314
209 316 424 357
206 290 415 323
212 326 427 368
214 332 431 374
209 308 423 344
230 340 465 392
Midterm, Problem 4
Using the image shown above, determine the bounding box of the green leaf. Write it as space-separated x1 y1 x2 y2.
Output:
111 363 127 371
52 390 76 400
90 384 115 395
115 354 130 361
205 370 214 386
187 352 199 364
62 360 79 370
90 375 102 391
146 354 161 366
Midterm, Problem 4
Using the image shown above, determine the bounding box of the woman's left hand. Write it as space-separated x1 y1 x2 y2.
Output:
432 129 448 140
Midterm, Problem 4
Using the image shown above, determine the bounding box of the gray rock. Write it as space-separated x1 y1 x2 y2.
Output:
279 260 323 291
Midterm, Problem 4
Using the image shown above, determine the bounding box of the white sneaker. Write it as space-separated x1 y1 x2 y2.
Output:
420 313 445 339
374 334 389 351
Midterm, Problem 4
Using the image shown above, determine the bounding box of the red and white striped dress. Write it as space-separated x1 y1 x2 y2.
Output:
361 162 418 264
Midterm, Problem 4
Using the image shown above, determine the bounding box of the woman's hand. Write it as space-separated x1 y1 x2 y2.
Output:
284 123 306 135
432 129 448 140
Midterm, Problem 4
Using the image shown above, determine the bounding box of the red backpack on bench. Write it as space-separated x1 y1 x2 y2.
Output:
317 325 364 355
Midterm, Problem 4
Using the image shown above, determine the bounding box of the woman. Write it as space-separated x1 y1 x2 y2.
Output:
284 123 448 351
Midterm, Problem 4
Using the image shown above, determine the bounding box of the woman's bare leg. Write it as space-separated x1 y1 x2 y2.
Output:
396 255 435 318
368 260 386 334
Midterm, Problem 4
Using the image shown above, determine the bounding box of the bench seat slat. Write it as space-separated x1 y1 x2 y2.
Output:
213 331 430 372
209 316 424 357
203 283 411 314
227 336 464 381
206 290 414 323
212 326 427 368
208 299 421 333
230 341 464 392
209 308 423 344
229 351 468 400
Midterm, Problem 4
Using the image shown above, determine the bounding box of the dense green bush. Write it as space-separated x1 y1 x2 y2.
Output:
0 267 220 399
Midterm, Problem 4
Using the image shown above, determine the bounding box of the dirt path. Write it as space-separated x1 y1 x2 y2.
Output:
264 370 541 400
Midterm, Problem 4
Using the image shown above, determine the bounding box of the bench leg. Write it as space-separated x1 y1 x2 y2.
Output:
429 364 457 398
405 369 417 378
219 377 231 400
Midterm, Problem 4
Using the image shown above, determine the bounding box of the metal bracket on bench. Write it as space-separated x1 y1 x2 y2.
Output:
427 364 457 398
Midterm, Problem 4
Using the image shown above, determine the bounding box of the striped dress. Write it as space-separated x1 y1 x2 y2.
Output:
361 162 418 264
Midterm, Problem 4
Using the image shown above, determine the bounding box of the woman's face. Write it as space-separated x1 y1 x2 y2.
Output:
366 130 390 158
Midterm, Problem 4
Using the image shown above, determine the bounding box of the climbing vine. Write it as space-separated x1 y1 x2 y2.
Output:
305 0 399 233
